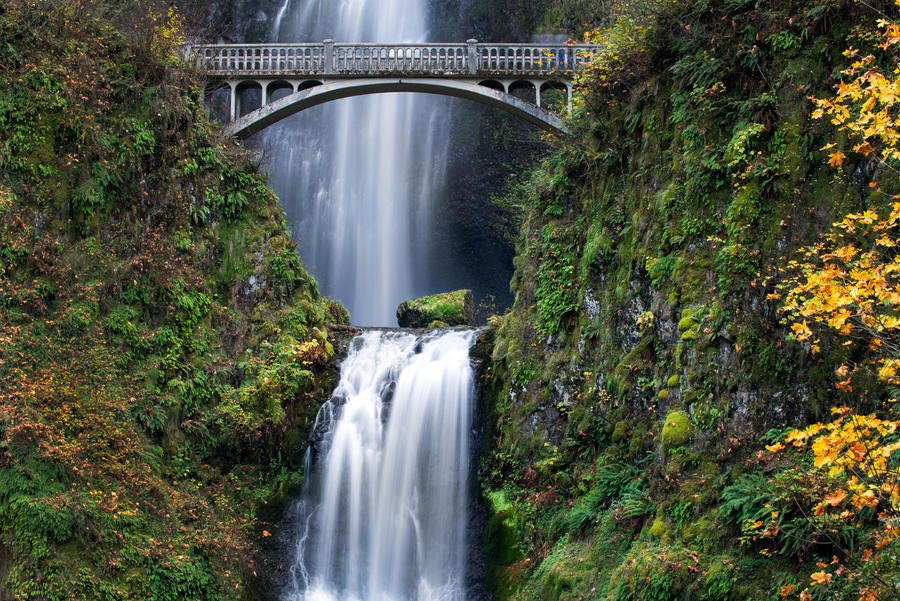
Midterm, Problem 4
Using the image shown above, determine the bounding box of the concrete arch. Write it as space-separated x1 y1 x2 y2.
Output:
297 80 323 92
235 81 262 117
539 80 568 110
267 80 295 103
223 78 570 139
508 79 536 104
478 80 506 93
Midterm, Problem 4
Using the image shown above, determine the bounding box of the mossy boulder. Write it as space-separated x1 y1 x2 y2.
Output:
612 420 630 442
396 289 475 328
649 513 669 539
680 327 699 341
661 411 693 448
677 316 696 333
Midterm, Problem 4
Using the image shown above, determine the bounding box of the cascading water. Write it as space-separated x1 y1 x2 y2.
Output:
259 0 452 326
286 329 476 601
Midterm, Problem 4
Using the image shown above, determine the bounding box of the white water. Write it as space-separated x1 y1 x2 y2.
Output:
286 329 475 601
259 0 452 326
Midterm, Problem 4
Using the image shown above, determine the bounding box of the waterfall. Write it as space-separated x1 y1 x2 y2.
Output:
286 329 476 601
257 0 453 326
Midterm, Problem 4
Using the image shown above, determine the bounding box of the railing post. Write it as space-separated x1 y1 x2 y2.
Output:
323 39 334 75
467 39 478 75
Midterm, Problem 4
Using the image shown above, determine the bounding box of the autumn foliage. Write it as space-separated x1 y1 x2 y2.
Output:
766 3 900 600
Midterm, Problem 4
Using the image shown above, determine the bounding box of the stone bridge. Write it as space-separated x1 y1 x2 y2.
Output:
189 41 599 137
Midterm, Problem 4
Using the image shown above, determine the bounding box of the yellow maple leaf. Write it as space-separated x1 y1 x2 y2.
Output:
828 151 847 167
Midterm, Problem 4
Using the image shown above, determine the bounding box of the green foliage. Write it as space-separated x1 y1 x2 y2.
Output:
535 224 579 335
0 0 340 597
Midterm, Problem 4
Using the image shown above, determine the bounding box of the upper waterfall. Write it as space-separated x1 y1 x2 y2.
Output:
256 0 453 326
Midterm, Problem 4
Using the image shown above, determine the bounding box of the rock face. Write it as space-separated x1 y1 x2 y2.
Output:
396 289 475 328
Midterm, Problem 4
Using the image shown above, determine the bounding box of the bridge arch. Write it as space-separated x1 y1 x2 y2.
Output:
223 78 571 139
267 80 295 103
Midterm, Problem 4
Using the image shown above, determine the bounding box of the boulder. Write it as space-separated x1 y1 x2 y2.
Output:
396 289 475 328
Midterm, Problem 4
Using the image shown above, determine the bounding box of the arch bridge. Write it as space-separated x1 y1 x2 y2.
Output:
189 40 599 137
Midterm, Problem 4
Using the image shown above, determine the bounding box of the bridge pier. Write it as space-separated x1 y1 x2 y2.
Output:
229 81 237 122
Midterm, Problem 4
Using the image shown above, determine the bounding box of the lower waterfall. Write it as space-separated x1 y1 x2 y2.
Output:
286 329 476 601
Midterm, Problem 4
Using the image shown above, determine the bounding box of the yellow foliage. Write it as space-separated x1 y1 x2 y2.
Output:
776 11 900 591
566 0 682 115
148 7 185 63
811 4 900 167
769 408 899 601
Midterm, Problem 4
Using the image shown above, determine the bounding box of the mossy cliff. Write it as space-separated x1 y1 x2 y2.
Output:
480 0 898 599
0 1 346 598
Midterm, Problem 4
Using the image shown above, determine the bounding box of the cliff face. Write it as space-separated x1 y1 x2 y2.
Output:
0 1 346 598
479 1 898 599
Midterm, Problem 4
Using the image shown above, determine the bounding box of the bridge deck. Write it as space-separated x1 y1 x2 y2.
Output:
189 41 599 79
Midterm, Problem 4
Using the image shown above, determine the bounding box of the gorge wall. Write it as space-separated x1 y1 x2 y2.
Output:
477 1 899 599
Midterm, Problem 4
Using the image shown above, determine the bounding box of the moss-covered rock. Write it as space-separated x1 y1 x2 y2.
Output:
396 289 475 327
661 411 693 448
649 516 669 539
677 316 696 333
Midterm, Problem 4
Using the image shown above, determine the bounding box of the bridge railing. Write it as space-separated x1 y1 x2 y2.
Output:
190 41 600 77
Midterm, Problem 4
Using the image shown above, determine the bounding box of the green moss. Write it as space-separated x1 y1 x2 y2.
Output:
611 420 630 442
661 411 693 448
649 517 668 539
677 316 695 333
658 388 669 400
396 289 475 327
667 374 680 387
607 543 699 601
680 327 699 341
530 540 599 601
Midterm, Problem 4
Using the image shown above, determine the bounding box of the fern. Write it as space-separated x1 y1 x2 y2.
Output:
720 473 772 526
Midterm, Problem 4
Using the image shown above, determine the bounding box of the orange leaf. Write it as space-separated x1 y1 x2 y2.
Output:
854 141 876 156
849 441 867 461
824 489 847 506
828 151 847 167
